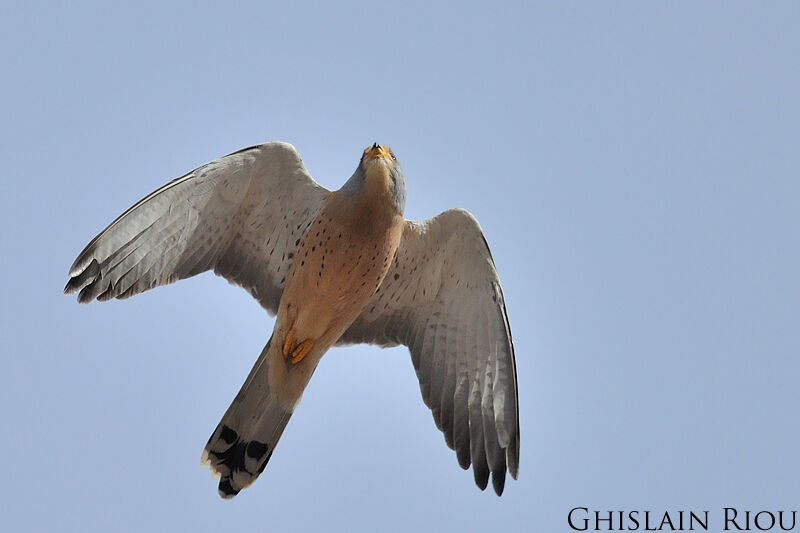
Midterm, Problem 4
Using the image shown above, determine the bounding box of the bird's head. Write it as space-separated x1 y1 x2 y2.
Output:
360 143 399 182
362 142 394 163
342 143 406 214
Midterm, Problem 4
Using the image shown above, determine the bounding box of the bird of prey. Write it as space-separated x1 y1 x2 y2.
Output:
64 142 519 497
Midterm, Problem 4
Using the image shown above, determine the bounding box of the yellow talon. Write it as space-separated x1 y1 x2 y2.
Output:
282 328 297 358
290 339 314 365
282 327 314 364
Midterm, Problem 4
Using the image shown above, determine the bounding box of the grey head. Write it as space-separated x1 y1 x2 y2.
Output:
340 143 406 214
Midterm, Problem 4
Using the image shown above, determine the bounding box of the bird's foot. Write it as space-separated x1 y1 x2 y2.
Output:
282 327 297 357
290 339 314 364
282 327 314 365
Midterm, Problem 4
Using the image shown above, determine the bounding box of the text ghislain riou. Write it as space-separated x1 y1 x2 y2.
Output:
568 507 798 531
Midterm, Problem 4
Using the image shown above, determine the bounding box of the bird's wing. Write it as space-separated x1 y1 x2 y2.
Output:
338 208 519 495
65 142 329 314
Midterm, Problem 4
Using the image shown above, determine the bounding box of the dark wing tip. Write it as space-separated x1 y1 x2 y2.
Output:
457 453 471 470
64 259 100 298
491 469 507 496
77 284 97 304
507 436 520 480
473 463 490 491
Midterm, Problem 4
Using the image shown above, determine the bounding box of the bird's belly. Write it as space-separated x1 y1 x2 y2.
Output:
277 226 398 346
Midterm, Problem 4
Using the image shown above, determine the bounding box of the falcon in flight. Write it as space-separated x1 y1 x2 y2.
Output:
64 142 519 496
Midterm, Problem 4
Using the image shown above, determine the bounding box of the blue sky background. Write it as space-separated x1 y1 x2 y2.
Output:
1 2 798 531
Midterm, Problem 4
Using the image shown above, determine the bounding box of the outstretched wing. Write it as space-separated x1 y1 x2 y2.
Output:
338 208 519 495
65 142 329 314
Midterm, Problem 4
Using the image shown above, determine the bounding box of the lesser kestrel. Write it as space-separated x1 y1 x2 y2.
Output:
64 142 519 496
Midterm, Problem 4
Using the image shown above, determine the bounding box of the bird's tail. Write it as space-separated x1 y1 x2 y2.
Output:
201 336 293 498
